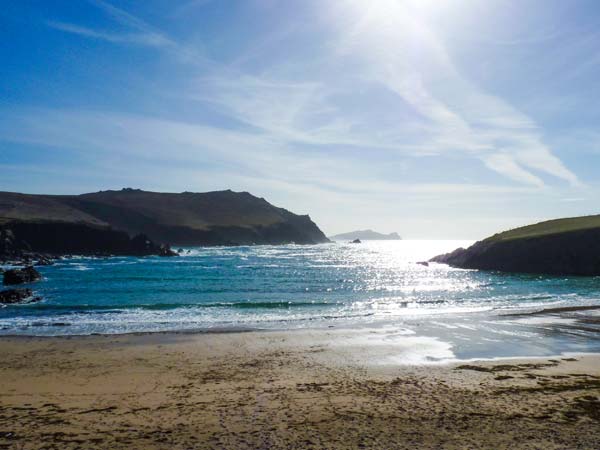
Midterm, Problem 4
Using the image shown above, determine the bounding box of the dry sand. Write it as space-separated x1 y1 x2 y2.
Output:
0 328 599 449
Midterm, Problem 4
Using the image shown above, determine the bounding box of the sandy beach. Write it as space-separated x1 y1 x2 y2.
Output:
1 328 599 449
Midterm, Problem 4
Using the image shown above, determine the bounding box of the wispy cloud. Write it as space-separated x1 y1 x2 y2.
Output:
176 0 580 188
0 103 591 238
47 0 206 64
87 0 167 38
0 107 531 197
170 0 215 18
327 0 579 187
47 21 171 47
39 0 582 189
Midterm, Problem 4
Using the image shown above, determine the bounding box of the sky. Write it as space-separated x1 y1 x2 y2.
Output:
1 0 600 239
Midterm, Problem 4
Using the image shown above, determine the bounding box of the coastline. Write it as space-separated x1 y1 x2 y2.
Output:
2 301 599 338
1 328 599 449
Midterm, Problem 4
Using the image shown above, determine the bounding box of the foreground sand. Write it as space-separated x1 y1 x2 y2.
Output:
1 329 599 449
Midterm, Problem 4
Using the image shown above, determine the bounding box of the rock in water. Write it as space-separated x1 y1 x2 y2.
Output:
158 244 178 257
3 266 42 285
35 256 54 266
0 288 41 304
351 239 361 244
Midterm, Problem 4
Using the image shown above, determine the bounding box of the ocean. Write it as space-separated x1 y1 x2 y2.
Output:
2 240 599 360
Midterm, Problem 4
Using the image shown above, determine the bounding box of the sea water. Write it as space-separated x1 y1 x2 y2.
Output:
1 240 599 359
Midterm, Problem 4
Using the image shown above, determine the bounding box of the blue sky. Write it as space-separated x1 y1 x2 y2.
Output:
1 0 600 238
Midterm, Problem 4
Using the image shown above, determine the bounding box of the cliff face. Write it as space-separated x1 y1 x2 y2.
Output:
1 222 165 257
431 215 600 276
0 189 329 252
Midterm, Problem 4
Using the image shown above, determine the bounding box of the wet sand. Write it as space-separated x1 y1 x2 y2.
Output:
1 329 599 449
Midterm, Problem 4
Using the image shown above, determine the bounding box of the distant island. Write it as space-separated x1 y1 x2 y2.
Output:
0 188 329 260
431 214 600 276
329 229 402 241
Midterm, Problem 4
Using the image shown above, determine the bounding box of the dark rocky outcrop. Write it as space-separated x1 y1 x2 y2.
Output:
430 247 470 266
0 222 169 259
158 244 178 257
431 215 600 276
0 228 22 259
0 189 330 250
351 239 361 244
3 266 42 285
0 288 41 304
34 256 54 266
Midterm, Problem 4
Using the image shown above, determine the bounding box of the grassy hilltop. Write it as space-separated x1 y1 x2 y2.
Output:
432 214 600 276
486 215 600 242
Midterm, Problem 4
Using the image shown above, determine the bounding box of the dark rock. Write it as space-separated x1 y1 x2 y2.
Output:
3 266 42 285
351 239 361 244
416 261 429 267
430 228 600 276
0 288 41 304
177 248 184 253
0 228 21 258
1 223 174 258
430 247 468 265
130 233 162 256
35 256 54 266
158 244 178 257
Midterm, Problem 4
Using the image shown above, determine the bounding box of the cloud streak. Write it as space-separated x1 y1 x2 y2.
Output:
327 0 579 187
47 0 206 65
47 21 171 47
177 0 580 188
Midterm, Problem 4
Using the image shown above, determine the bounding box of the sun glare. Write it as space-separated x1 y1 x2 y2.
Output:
355 0 458 22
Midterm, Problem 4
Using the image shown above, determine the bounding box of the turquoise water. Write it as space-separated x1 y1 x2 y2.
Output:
1 240 600 358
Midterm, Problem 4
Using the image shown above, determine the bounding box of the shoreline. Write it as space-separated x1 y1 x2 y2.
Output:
2 300 599 356
2 300 600 365
1 328 599 448
2 299 599 336
0 325 266 339
0 326 600 369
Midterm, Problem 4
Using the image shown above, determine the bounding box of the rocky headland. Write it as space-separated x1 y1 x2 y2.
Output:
0 189 329 259
0 224 176 265
431 215 600 276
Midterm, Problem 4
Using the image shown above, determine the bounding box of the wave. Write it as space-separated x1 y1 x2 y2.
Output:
223 301 340 309
11 301 341 313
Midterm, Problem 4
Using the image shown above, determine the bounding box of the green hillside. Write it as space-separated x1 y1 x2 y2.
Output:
0 189 330 246
486 215 600 242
